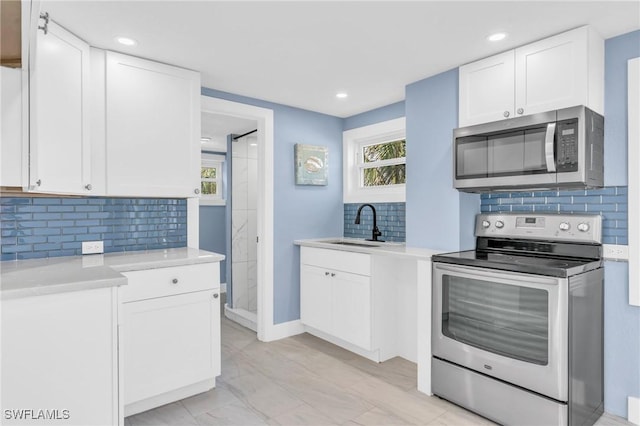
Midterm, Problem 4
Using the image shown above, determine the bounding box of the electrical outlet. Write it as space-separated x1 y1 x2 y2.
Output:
82 240 104 255
603 244 629 260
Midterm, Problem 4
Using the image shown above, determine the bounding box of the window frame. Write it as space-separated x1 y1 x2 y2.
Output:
343 117 406 203
200 153 226 206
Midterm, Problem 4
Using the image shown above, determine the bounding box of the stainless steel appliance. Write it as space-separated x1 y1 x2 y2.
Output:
453 105 604 192
432 213 604 426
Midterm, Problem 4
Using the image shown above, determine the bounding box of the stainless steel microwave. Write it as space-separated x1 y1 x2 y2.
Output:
453 105 604 192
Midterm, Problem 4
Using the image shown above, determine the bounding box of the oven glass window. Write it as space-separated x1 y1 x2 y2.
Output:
442 275 549 365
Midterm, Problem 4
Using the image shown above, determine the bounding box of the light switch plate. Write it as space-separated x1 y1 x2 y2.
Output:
82 240 104 255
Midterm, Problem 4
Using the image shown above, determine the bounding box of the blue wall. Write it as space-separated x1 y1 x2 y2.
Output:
199 205 226 283
343 101 405 131
601 30 640 417
405 69 478 251
201 88 344 324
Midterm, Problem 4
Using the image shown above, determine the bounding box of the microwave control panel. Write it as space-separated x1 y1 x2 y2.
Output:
556 119 579 172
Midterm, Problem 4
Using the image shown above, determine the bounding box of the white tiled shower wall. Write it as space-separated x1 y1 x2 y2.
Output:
231 135 258 313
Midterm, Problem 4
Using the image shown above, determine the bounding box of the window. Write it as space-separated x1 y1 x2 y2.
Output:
200 153 225 206
360 138 406 187
343 117 406 203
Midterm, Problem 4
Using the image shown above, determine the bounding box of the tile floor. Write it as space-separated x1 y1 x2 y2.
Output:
126 314 633 426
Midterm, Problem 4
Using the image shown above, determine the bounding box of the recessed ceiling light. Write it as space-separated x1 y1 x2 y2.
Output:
336 93 348 99
487 32 507 42
116 36 137 46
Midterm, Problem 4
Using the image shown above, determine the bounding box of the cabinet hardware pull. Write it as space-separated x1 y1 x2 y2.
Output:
172 278 178 284
325 272 330 276
85 184 92 191
331 273 336 277
503 111 510 118
36 179 42 186
213 293 219 299
194 188 200 194
38 12 49 35
517 108 524 115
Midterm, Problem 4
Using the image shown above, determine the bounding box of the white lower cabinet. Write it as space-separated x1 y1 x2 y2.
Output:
300 247 378 355
1 288 119 426
120 263 221 416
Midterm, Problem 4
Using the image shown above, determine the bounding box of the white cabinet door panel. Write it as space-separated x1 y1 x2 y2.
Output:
1 67 24 186
332 271 371 350
515 27 588 116
300 264 332 334
123 290 218 405
105 52 200 197
29 19 91 194
459 51 515 126
1 288 118 426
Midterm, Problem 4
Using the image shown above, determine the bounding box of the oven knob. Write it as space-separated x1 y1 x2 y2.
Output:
559 222 571 231
577 222 590 232
495 220 504 229
482 220 491 228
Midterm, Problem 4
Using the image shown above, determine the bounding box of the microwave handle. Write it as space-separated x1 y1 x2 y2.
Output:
545 122 557 172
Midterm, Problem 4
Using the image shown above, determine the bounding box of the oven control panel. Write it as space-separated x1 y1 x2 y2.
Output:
475 213 602 243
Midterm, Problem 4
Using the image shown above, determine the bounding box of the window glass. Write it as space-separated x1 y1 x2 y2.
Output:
442 274 549 365
200 154 225 205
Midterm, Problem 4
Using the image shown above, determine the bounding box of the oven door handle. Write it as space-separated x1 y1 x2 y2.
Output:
433 262 563 287
545 122 557 173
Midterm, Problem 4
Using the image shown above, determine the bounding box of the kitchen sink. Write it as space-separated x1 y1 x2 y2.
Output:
327 241 380 247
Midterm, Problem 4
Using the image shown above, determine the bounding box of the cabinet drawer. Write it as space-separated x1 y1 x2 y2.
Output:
120 263 219 302
301 247 370 276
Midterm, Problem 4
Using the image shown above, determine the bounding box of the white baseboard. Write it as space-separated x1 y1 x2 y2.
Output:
261 319 305 342
629 396 640 425
224 304 257 332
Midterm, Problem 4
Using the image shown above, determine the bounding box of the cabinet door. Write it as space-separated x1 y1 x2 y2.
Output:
105 52 200 197
1 288 118 426
515 27 588 117
332 271 372 350
123 290 219 406
300 264 332 333
29 17 92 194
459 50 515 126
1 66 23 186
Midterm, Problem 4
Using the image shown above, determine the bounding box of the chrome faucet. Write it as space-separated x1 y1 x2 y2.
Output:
355 204 383 242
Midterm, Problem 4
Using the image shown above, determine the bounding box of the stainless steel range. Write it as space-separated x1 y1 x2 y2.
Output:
431 213 604 426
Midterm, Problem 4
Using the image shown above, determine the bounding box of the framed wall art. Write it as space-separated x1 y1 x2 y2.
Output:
294 143 328 186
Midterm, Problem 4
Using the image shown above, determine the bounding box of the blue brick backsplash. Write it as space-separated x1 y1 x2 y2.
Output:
480 186 628 245
344 202 406 242
1 197 188 261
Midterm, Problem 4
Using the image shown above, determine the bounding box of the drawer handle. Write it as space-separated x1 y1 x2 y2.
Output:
331 273 336 277
325 272 330 276
213 293 219 299
172 278 178 284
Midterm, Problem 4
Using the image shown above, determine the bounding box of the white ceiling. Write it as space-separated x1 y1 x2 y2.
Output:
43 1 640 118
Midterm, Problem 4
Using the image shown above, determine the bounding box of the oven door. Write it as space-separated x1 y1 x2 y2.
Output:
432 262 568 402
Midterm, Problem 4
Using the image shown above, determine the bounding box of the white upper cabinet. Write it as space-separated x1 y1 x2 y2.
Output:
105 52 200 197
459 26 604 127
29 13 93 194
459 51 515 126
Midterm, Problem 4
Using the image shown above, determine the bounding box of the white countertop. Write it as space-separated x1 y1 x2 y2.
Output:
294 237 440 260
0 248 225 300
